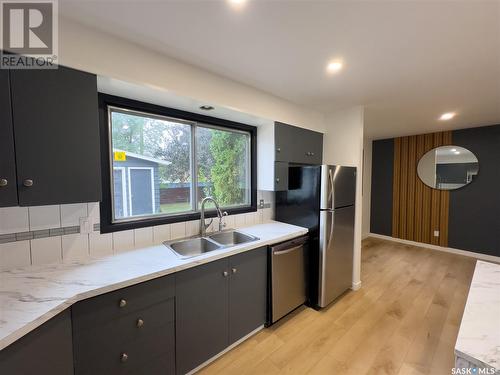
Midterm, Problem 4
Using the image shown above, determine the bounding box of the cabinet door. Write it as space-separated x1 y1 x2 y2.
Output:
10 66 101 206
0 310 74 374
0 70 18 207
175 258 229 374
228 247 267 344
275 122 323 164
274 161 289 191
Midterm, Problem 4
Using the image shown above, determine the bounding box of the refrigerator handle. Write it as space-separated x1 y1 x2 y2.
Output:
328 169 335 210
326 210 335 250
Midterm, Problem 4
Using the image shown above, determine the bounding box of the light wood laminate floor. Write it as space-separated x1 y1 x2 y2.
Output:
199 237 476 375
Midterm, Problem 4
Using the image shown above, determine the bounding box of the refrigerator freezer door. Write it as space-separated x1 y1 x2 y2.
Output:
318 205 355 307
320 165 357 209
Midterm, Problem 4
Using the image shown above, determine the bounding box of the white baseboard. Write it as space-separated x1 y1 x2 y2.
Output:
351 280 362 290
187 325 264 375
368 233 500 264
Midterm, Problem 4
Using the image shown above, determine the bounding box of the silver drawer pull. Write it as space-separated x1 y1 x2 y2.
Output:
0 179 7 187
118 299 127 308
223 271 229 277
136 318 144 328
231 267 237 274
120 353 128 363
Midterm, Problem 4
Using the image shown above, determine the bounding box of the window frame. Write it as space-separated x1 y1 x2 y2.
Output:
98 93 257 234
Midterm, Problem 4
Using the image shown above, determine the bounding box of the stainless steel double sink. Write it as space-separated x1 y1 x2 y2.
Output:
164 230 259 259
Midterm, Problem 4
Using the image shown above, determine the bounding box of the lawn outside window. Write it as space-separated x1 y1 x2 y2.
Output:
99 94 257 233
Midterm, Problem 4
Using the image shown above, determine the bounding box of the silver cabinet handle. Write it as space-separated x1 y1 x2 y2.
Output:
118 299 127 308
223 271 229 277
23 179 33 187
0 179 7 187
276 177 280 183
120 353 128 363
276 147 281 153
136 318 144 328
231 267 237 274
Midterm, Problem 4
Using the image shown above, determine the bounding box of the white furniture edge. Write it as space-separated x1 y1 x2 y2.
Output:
367 233 500 263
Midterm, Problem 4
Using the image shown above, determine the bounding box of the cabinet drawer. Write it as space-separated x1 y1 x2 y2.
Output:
72 275 174 329
74 321 175 375
74 298 174 358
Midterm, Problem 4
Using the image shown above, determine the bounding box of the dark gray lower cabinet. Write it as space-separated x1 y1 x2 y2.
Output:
228 247 267 344
72 275 175 375
0 310 74 375
175 247 267 374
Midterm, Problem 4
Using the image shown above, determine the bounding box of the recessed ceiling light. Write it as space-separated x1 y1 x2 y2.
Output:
200 105 214 111
227 0 247 8
326 61 343 74
439 112 456 121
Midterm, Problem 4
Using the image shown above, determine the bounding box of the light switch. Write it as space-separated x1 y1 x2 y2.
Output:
433 230 440 237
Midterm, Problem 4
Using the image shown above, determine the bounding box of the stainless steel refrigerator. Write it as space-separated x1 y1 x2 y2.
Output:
318 165 356 307
275 164 356 308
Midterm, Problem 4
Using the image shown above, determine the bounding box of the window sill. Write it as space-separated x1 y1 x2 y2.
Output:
99 205 257 234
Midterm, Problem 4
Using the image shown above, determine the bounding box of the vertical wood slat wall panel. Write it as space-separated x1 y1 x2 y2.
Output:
391 131 451 246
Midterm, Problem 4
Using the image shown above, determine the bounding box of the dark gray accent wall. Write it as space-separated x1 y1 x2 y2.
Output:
448 124 500 257
370 138 394 236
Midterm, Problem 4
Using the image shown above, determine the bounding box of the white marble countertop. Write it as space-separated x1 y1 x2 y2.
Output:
0 221 307 351
455 260 500 370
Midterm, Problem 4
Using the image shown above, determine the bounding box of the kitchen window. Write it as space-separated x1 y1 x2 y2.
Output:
99 94 257 233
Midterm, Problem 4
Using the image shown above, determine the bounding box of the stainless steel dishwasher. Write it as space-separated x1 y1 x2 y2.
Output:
269 236 308 324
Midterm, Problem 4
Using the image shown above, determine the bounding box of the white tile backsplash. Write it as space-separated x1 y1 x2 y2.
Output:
31 237 62 265
134 227 153 247
0 240 31 269
29 205 61 231
87 202 100 227
62 234 89 262
152 224 170 244
0 207 29 235
89 232 113 258
112 230 135 252
1 194 276 269
185 220 200 237
170 222 186 240
60 203 88 227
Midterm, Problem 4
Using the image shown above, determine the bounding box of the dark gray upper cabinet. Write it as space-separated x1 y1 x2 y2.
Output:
175 258 229 375
9 66 101 206
176 247 267 374
0 310 74 375
228 247 267 344
0 71 18 207
275 121 323 165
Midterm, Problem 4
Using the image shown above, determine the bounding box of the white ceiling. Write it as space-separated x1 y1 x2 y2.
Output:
60 0 500 139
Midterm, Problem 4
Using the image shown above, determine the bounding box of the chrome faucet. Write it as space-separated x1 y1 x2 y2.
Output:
200 197 228 237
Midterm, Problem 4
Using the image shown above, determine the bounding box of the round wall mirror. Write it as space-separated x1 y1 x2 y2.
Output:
417 146 479 190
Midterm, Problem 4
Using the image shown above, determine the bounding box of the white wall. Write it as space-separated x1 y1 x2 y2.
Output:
323 106 364 290
362 138 372 239
59 17 326 134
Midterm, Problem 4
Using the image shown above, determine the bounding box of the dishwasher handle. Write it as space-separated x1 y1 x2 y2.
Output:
270 235 308 252
273 244 303 256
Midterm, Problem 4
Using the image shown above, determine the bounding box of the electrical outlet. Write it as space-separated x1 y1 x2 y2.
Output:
79 217 92 234
259 199 264 209
433 230 440 237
